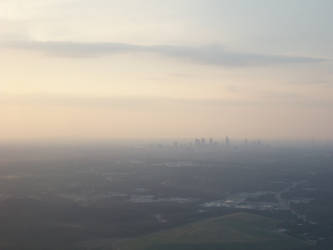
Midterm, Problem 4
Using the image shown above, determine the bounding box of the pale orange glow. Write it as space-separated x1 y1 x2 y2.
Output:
0 1 332 141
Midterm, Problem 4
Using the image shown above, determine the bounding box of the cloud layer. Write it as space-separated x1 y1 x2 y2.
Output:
2 40 325 67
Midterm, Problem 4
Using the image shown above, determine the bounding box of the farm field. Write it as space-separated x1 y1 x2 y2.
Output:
115 213 312 250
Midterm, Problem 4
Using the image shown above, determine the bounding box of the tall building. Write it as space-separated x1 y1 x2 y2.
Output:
225 136 230 146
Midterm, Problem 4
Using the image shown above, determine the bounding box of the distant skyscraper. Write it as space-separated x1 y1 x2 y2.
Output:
201 138 206 145
195 138 201 146
225 136 230 146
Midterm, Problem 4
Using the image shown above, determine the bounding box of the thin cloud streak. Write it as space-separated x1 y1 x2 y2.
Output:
2 94 332 109
1 94 254 107
2 40 326 67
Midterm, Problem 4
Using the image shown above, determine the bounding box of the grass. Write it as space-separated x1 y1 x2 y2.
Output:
114 213 312 250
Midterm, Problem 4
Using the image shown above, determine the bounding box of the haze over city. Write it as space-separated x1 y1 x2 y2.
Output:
2 2 333 250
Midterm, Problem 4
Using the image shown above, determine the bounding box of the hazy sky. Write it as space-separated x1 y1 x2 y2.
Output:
1 0 332 141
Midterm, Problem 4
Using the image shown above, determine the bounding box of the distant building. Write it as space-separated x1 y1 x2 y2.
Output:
194 138 201 146
225 136 230 146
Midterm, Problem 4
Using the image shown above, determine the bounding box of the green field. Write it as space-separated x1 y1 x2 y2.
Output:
114 213 312 250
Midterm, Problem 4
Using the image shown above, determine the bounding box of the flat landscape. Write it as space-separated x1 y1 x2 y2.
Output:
115 213 311 250
0 143 332 249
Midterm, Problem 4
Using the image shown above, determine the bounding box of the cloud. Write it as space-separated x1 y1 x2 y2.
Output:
2 93 332 109
1 94 253 108
1 40 326 67
289 80 332 86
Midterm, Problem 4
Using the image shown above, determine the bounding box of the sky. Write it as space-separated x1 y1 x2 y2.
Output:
0 0 332 141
